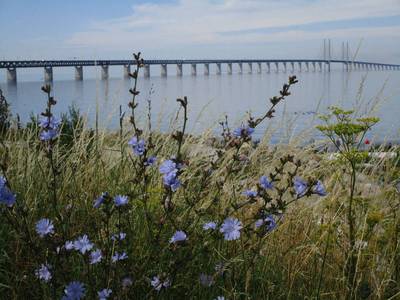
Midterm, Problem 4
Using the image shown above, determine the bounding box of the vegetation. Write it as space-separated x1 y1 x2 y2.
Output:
0 53 399 300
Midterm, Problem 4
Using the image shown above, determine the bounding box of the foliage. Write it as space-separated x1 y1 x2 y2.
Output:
0 55 399 300
317 106 382 299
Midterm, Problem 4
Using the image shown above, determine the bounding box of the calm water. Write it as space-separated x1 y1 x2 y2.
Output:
1 68 400 143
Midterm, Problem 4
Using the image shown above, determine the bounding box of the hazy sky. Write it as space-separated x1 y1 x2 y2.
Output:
1 0 400 63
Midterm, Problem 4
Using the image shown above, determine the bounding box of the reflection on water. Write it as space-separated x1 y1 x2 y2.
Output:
1 70 399 143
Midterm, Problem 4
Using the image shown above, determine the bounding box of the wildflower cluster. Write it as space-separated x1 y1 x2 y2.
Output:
0 54 340 299
39 84 61 142
159 159 182 192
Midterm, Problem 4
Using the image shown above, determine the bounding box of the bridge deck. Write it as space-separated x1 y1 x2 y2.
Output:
1 59 399 69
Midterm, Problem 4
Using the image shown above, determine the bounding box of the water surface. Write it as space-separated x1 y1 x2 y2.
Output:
1 68 399 143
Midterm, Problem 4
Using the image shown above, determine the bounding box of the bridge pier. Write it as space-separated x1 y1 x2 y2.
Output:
100 65 108 80
305 62 309 72
283 62 287 73
6 68 17 83
298 62 302 72
290 62 294 73
248 63 252 73
273 62 278 73
75 66 83 80
191 64 197 76
144 65 150 78
238 63 243 74
227 63 232 74
257 62 261 73
318 62 322 72
124 65 131 78
44 66 53 82
204 64 209 75
216 63 221 75
176 64 182 76
312 62 316 72
161 64 167 77
266 62 270 73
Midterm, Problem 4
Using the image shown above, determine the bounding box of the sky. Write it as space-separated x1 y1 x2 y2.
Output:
0 0 400 63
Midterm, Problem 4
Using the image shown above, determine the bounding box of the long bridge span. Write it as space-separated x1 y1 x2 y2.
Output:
1 59 399 83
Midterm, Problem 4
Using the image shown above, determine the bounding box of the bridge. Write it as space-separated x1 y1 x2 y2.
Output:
1 59 399 83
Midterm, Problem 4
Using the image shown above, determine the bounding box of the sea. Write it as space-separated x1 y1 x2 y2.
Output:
1 65 399 143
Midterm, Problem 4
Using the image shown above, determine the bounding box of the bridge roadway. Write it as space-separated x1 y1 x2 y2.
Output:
1 59 399 83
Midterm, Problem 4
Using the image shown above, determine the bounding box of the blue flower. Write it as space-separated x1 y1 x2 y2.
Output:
65 240 74 250
254 219 264 228
122 277 133 289
0 176 6 188
35 219 54 237
145 156 157 166
40 129 58 141
63 281 85 300
233 125 254 139
203 222 217 231
151 276 170 292
0 178 16 207
199 273 214 287
255 215 277 232
93 192 108 209
169 230 187 244
243 190 257 197
220 218 242 241
98 288 112 300
90 249 103 264
111 232 126 241
114 195 129 207
163 171 181 192
294 177 308 197
159 160 177 174
128 136 146 156
259 176 273 190
35 264 52 282
112 251 128 262
39 116 61 129
73 235 93 254
313 180 327 196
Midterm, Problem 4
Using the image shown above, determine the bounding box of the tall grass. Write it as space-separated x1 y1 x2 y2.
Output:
0 54 399 300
